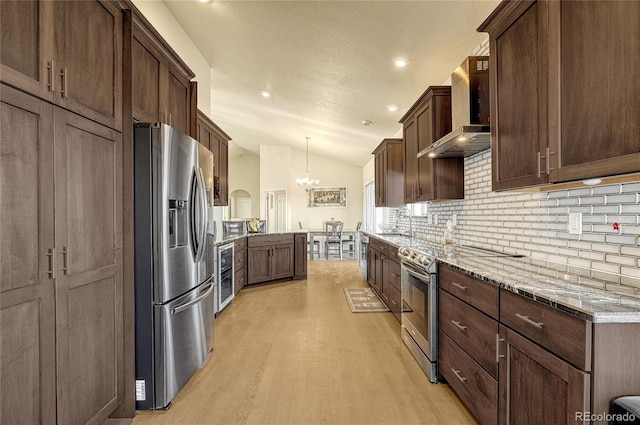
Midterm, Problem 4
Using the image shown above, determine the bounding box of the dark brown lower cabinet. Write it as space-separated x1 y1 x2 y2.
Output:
234 238 246 294
246 234 306 285
498 325 589 425
366 237 400 323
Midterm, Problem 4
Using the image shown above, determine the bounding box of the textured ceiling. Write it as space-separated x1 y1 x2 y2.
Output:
163 0 500 166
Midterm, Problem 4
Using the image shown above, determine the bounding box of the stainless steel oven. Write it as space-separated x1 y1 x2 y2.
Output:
399 247 438 383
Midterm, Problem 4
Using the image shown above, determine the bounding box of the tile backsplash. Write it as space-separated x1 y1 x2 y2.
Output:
393 150 640 295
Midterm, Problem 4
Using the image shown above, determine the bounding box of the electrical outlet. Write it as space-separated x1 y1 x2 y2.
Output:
434 214 439 226
452 214 457 226
427 214 432 225
568 212 582 235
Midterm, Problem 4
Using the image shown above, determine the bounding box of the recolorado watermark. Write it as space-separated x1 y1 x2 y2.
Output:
576 411 637 423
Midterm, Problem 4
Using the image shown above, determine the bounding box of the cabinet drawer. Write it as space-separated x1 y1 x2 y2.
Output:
234 248 246 269
234 266 246 293
387 281 401 323
386 259 401 291
439 331 498 425
247 234 293 247
234 237 246 250
439 265 498 319
369 237 388 255
440 289 498 378
500 289 591 370
388 245 400 263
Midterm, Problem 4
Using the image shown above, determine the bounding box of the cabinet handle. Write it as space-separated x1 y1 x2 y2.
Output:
60 68 68 98
545 146 552 175
451 368 467 383
496 333 505 363
515 313 543 329
168 112 172 126
62 246 69 275
451 320 467 331
537 151 542 178
47 248 56 279
47 60 55 93
451 282 467 291
392 273 401 278
391 299 397 305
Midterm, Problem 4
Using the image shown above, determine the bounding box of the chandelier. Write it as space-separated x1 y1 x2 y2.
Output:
295 137 320 191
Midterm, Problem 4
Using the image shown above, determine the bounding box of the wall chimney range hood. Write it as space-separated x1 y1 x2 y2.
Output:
418 56 490 159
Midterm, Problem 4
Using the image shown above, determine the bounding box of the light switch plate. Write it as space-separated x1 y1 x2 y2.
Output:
427 214 432 225
452 214 457 226
568 212 582 235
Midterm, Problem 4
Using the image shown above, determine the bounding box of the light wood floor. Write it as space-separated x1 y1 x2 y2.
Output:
132 260 477 425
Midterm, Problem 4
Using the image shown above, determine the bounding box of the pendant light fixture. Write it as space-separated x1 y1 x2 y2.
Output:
295 137 320 191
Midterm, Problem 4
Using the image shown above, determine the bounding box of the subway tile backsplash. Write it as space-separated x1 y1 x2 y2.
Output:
393 150 640 295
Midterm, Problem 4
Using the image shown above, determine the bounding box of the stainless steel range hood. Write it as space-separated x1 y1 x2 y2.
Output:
418 56 490 159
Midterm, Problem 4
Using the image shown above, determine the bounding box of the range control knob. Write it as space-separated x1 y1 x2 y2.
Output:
398 247 411 257
418 255 432 266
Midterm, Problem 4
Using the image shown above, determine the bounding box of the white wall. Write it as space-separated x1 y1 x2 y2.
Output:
132 0 212 115
289 148 363 231
228 150 260 217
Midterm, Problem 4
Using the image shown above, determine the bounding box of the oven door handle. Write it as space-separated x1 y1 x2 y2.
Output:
402 263 431 281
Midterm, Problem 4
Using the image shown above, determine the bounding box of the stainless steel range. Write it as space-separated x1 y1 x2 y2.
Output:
398 246 439 383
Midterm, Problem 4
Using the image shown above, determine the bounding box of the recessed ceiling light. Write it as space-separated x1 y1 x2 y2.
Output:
361 120 373 126
386 104 398 112
393 57 409 68
198 0 212 3
260 90 271 98
428 152 436 158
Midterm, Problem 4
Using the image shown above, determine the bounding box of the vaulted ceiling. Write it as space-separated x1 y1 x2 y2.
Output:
163 0 500 166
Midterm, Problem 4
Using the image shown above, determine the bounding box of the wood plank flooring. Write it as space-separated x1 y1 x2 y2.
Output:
132 260 477 425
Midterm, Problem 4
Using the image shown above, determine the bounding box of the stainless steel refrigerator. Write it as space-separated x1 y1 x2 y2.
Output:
134 123 216 410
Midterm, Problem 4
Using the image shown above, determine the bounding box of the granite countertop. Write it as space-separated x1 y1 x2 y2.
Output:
363 231 640 324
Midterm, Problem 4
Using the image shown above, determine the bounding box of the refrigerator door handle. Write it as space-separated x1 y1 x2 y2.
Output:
172 279 214 315
195 167 208 263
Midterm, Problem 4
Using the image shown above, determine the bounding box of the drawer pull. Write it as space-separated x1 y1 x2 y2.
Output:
392 273 401 278
516 313 543 329
451 368 467 383
451 320 467 331
451 282 467 291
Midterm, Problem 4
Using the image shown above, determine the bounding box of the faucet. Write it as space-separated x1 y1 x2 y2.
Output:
397 207 413 239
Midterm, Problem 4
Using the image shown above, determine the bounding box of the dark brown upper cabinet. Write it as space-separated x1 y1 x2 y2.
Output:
131 6 196 137
480 0 640 191
196 110 232 206
372 138 404 207
400 86 464 203
0 0 123 131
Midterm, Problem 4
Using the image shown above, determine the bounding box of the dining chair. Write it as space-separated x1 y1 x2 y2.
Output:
325 221 344 260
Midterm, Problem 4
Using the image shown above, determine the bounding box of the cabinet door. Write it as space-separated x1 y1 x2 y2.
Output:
218 139 229 206
489 1 549 190
247 246 272 285
167 66 191 135
416 103 435 201
498 325 589 425
374 150 383 206
0 84 57 425
0 0 54 101
54 109 123 425
54 0 122 131
549 1 640 182
367 247 376 287
132 31 163 124
272 242 294 280
403 119 418 203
